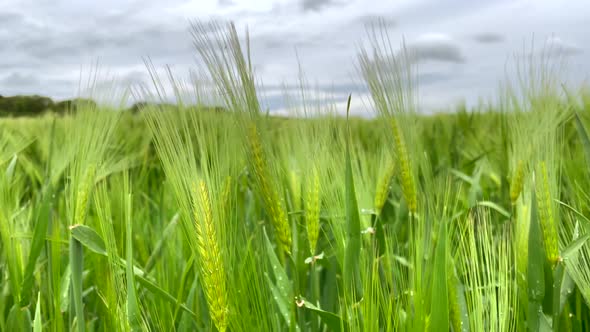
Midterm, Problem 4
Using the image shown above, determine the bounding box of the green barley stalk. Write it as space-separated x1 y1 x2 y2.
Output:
305 165 321 255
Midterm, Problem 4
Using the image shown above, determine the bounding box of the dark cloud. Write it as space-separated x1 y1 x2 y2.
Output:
264 82 365 95
119 70 150 85
16 21 193 66
0 12 24 26
357 14 396 28
0 73 75 98
417 71 455 85
473 33 504 44
302 0 336 12
405 34 465 64
218 0 234 7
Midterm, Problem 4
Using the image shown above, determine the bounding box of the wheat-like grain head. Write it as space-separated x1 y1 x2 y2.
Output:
74 163 96 225
391 118 417 214
192 180 229 332
535 161 559 264
374 158 395 214
510 160 526 205
245 122 292 254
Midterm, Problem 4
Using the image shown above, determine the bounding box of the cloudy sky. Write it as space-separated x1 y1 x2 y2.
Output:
0 0 588 114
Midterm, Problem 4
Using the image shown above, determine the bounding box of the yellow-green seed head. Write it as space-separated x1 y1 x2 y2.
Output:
535 162 559 264
74 164 96 225
375 160 395 214
192 180 228 332
391 118 417 214
510 160 526 204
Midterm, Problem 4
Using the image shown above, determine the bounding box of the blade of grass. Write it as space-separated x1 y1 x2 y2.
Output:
69 224 107 257
343 94 363 301
20 185 54 307
134 273 198 320
300 297 348 331
263 228 294 326
125 189 141 329
528 187 546 332
33 292 42 332
69 237 85 332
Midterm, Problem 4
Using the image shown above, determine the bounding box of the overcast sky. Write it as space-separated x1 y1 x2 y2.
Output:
0 0 588 114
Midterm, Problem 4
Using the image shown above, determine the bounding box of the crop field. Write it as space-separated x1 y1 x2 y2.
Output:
2 23 590 331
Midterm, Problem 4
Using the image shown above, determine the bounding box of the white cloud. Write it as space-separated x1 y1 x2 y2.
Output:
544 37 582 57
0 0 588 114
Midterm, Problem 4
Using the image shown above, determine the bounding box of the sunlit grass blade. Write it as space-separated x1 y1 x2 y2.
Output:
33 292 42 332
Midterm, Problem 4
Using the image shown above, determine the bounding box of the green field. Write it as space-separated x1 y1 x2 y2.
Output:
2 23 590 331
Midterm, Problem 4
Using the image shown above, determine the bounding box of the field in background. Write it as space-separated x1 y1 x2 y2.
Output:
2 23 590 331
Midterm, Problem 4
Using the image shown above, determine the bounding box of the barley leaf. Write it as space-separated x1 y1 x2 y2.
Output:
477 201 511 218
266 275 292 325
562 234 590 260
60 265 71 313
134 273 197 319
300 298 348 331
263 229 291 300
20 185 54 307
5 154 17 179
33 292 42 332
125 191 141 329
69 224 107 256
263 228 293 326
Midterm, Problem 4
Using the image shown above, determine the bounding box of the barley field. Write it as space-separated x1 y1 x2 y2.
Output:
1 22 590 331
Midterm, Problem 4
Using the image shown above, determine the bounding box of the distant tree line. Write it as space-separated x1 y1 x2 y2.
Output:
0 95 97 117
0 94 226 117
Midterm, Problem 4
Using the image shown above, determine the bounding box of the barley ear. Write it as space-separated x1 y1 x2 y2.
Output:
192 180 228 332
74 164 96 225
391 118 417 214
374 159 395 214
246 122 292 254
510 160 526 205
535 161 559 264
